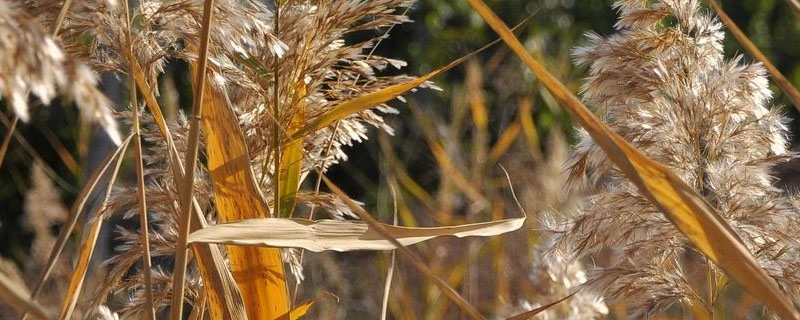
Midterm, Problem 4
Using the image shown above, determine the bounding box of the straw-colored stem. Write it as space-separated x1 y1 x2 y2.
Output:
122 0 155 318
710 0 800 112
0 114 18 173
169 0 215 318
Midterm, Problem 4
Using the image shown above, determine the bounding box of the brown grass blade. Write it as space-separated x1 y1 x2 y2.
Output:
170 0 216 318
187 215 524 252
197 67 289 318
0 113 18 173
505 291 575 320
59 133 129 320
466 0 800 319
289 38 502 141
27 133 132 307
0 272 48 320
131 57 247 320
709 0 800 111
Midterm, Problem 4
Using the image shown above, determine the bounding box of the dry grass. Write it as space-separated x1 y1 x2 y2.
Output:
0 0 799 319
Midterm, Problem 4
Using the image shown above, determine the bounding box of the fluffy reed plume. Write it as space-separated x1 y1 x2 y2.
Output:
23 0 424 315
0 162 73 318
547 0 800 316
0 0 119 144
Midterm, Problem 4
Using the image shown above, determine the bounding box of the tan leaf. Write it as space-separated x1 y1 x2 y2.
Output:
187 217 524 252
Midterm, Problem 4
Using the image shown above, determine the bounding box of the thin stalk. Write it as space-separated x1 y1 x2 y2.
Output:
272 0 282 219
123 0 155 318
0 114 18 172
169 0 216 318
380 185 399 320
52 0 73 36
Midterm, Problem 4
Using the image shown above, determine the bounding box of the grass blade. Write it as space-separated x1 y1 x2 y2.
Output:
466 0 800 319
169 0 216 318
0 272 48 320
709 0 800 112
131 56 247 320
197 67 290 318
26 133 132 309
0 113 18 173
187 215 524 252
289 38 502 141
122 0 155 317
278 82 306 218
505 291 575 320
58 133 130 320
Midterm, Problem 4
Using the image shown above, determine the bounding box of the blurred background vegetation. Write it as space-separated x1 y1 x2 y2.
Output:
1 0 799 318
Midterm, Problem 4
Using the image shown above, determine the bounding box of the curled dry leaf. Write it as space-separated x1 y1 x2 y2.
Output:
187 217 524 252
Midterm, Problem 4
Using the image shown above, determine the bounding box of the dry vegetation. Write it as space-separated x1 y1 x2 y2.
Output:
1 0 800 319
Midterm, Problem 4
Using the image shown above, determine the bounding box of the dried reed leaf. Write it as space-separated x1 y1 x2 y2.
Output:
276 298 316 320
505 291 575 320
133 56 247 320
28 133 132 305
466 0 800 319
289 38 501 141
710 0 800 111
278 82 307 218
188 215 524 252
0 271 48 320
59 132 129 320
198 69 289 319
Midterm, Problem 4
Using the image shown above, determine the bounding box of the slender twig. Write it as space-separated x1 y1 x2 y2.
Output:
122 0 155 318
52 0 74 37
169 0 216 318
0 114 18 172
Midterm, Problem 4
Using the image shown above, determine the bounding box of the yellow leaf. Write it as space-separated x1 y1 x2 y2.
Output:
278 82 306 218
136 57 246 320
289 38 501 141
199 72 290 320
465 0 800 319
